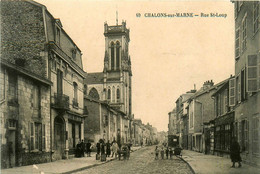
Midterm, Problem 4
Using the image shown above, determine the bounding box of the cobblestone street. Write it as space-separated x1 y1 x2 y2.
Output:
73 146 193 174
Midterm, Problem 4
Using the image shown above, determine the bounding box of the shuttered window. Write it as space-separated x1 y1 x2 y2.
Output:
235 28 240 60
253 116 259 155
229 78 235 106
242 14 247 52
224 89 228 113
247 55 258 92
42 124 46 150
235 2 238 19
241 120 249 152
238 74 241 102
253 2 259 34
258 54 260 90
245 120 249 152
30 123 34 151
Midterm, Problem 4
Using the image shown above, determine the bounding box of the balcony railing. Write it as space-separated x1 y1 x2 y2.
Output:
51 93 69 110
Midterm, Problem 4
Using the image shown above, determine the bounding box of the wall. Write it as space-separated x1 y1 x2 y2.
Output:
84 99 101 142
1 67 51 168
1 1 47 77
234 1 260 166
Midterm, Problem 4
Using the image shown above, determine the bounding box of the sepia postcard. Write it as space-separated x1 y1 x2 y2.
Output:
0 0 259 173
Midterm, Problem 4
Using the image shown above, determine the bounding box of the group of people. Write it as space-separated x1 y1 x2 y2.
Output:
155 146 176 160
75 139 132 161
96 139 132 160
75 140 92 158
154 138 242 168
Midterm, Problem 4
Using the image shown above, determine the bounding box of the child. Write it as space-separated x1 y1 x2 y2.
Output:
155 146 159 160
160 146 165 159
166 147 169 159
169 147 173 159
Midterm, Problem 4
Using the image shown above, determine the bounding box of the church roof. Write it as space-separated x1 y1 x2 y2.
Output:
85 72 104 84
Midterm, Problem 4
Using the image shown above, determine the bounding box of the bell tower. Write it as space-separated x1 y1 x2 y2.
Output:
103 21 132 117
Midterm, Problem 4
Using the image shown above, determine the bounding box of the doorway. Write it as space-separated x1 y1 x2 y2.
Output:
54 116 65 160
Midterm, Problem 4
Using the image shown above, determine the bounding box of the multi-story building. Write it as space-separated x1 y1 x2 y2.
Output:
168 108 177 136
211 76 235 157
84 96 125 146
1 1 49 168
1 1 86 167
84 21 133 145
175 89 196 149
232 1 260 166
133 119 143 146
187 80 226 153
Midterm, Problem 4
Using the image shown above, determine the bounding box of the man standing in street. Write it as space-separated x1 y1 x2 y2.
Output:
230 138 242 168
86 140 92 157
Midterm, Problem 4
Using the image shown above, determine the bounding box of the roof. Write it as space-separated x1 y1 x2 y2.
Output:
189 78 230 101
85 72 104 84
26 1 82 52
211 78 231 97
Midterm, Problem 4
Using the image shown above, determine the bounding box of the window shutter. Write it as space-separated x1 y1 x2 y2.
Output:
238 74 241 102
235 28 240 60
258 54 260 90
235 2 237 19
229 78 235 106
247 55 258 92
245 120 249 151
30 122 34 150
42 124 46 150
238 121 242 146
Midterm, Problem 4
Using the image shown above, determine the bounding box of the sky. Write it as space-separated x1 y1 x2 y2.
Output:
36 0 235 131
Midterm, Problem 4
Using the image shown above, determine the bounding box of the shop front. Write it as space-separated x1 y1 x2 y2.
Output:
214 111 234 158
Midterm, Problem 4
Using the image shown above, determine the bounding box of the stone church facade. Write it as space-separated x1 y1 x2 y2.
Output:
84 21 133 145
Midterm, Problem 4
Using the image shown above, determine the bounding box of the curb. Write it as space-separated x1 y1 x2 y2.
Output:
176 156 196 174
62 158 116 174
63 147 142 174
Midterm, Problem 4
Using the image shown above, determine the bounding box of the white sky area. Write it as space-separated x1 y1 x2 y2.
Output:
36 0 235 131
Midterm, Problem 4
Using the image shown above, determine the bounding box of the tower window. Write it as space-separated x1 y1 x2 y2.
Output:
116 42 120 69
112 86 115 103
116 88 120 102
111 42 115 70
107 88 111 101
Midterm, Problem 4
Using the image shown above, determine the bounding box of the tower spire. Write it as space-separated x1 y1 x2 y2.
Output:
116 10 118 25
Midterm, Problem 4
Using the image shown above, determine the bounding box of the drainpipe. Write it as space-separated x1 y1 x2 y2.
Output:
41 5 52 162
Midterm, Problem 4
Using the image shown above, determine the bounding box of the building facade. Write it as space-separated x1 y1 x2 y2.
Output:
84 97 125 146
233 1 260 166
1 1 86 167
175 90 196 149
188 80 226 153
212 77 235 157
1 1 53 168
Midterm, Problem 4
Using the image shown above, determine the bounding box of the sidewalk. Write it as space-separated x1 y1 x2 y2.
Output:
1 146 142 174
181 150 260 174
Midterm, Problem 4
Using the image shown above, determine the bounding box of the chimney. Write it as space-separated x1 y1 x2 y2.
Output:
203 80 214 90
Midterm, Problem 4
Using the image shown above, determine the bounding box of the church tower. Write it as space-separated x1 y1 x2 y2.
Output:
103 21 132 117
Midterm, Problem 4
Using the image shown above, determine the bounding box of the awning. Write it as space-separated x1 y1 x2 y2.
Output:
214 111 234 126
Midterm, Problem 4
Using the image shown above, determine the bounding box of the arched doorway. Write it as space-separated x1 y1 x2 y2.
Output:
54 116 65 160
